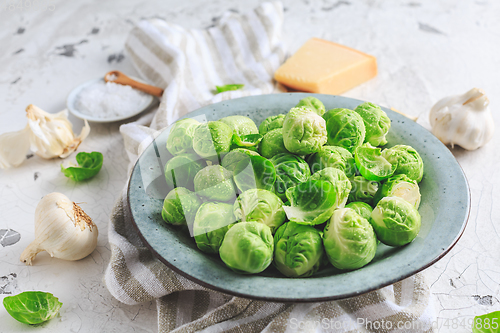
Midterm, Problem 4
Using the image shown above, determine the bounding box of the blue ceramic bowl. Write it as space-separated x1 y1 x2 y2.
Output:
127 93 470 302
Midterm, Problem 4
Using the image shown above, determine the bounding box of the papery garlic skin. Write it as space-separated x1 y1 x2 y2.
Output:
26 104 90 159
429 88 494 150
20 192 98 265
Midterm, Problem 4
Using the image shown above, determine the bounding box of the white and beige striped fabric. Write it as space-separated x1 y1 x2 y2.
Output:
104 2 435 332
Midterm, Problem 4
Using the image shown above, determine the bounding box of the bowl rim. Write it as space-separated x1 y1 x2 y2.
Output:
126 93 471 302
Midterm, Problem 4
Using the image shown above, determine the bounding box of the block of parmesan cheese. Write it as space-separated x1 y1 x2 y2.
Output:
274 38 377 95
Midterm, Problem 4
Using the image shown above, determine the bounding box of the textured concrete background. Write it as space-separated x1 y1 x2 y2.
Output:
0 0 499 331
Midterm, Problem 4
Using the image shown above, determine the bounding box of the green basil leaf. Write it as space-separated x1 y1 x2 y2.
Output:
215 84 244 93
472 311 500 332
232 133 262 148
61 151 103 181
3 291 63 325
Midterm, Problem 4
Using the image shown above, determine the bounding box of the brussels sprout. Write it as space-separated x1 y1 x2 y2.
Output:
323 108 366 153
282 107 327 155
233 189 286 233
373 174 421 209
221 148 259 173
295 96 326 116
3 291 63 325
348 176 380 204
370 196 421 246
307 146 356 177
166 118 200 156
61 151 103 181
270 153 311 201
283 180 337 225
322 108 344 124
345 202 373 220
354 102 391 146
193 121 233 159
231 133 262 148
323 208 377 270
193 202 236 253
382 145 424 182
259 128 289 159
274 222 325 277
310 167 351 208
238 145 259 153
259 114 285 135
164 154 205 190
219 115 259 136
161 187 202 226
219 221 274 274
193 165 236 201
354 143 396 181
233 155 276 192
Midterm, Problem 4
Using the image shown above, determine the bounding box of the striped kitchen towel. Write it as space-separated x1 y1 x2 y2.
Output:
104 2 435 332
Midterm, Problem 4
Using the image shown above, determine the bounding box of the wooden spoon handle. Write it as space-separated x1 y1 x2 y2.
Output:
104 70 164 97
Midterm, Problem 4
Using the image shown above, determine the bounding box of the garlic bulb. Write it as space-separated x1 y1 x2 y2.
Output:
0 104 90 169
20 192 98 265
429 88 494 150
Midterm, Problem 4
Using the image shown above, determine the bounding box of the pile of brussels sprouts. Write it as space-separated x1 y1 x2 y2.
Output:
161 97 424 277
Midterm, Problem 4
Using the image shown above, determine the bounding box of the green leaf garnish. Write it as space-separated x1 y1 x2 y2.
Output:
215 84 244 93
61 151 103 181
472 311 500 332
232 133 262 148
3 291 63 325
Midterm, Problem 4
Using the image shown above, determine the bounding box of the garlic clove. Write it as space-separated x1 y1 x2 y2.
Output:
429 88 494 150
26 104 91 159
0 105 91 169
0 126 31 169
20 192 98 265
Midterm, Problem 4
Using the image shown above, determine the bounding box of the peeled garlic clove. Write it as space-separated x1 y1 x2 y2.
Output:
26 104 90 159
429 88 494 150
20 192 98 265
0 126 31 169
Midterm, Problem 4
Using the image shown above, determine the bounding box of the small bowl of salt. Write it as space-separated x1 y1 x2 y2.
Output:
67 75 156 123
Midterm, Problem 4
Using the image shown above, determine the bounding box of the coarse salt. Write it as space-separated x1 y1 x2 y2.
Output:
75 80 150 118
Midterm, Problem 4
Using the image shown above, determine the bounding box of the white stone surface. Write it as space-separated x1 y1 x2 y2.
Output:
0 0 499 332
